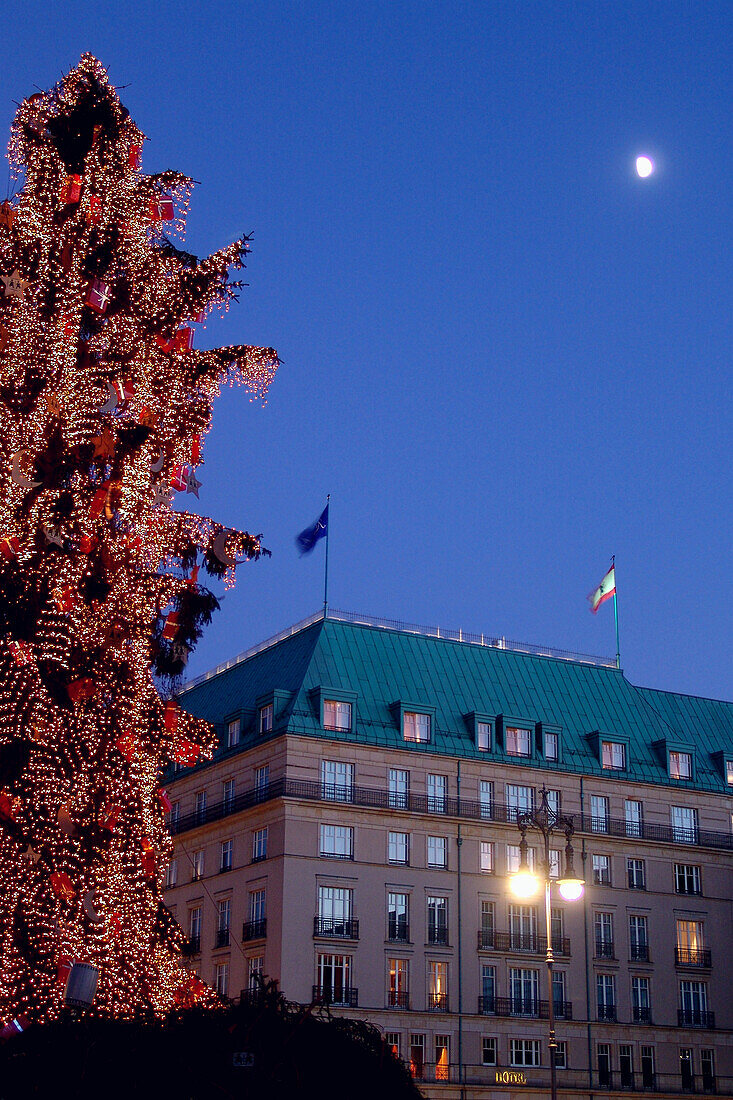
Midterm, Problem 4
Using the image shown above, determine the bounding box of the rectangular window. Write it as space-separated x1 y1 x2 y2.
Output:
226 718 239 748
550 908 564 950
506 784 534 821
317 952 352 1005
671 805 698 843
319 823 353 859
674 863 702 895
189 906 201 942
479 780 493 819
192 849 204 881
252 827 268 861
676 919 705 964
680 1048 694 1091
388 958 409 1008
509 905 538 952
194 790 207 823
701 1049 715 1091
388 892 409 942
590 795 609 833
480 900 495 948
727 762 733 786
625 799 643 837
641 1046 656 1089
215 962 229 997
165 858 177 888
321 760 354 802
403 711 431 743
592 854 610 885
544 731 559 761
169 801 180 827
222 778 235 810
546 789 561 816
427 773 447 813
482 1037 498 1066
248 955 264 991
428 960 448 1010
510 1039 541 1066
249 888 266 924
318 886 353 934
388 768 409 809
507 844 536 873
632 976 651 1022
602 740 626 769
427 835 447 868
477 721 491 752
427 896 448 945
627 857 646 889
549 849 561 878
220 839 233 872
629 915 648 960
254 764 269 794
480 841 494 872
597 973 616 1020
670 751 693 779
258 703 273 734
620 1044 634 1089
323 699 351 731
388 831 409 864
434 1035 450 1081
597 1043 612 1089
506 727 531 757
552 970 567 1016
409 1034 425 1080
385 1032 401 1057
480 964 496 1012
217 898 231 946
509 967 539 1015
594 911 614 957
555 1041 568 1069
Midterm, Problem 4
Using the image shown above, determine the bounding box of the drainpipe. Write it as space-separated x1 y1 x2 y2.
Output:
457 761 465 1096
580 776 594 1095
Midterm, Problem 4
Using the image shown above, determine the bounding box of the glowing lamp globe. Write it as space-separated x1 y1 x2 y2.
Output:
510 870 540 899
635 156 654 178
557 877 585 901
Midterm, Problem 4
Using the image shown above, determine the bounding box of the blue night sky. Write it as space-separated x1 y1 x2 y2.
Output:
1 2 730 700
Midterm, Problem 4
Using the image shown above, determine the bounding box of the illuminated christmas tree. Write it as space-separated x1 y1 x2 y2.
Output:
0 55 277 1020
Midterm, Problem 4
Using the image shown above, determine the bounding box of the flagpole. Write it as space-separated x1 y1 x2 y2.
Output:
612 555 620 669
323 494 330 619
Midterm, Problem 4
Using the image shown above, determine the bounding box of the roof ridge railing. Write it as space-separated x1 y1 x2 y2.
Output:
179 608 617 692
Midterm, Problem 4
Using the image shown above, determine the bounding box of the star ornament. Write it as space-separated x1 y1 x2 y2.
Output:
2 269 30 299
151 483 173 510
20 844 40 864
185 469 202 498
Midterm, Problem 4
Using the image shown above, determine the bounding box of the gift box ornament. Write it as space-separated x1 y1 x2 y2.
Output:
86 193 101 225
140 837 156 879
60 175 83 205
162 610 179 640
129 144 141 169
0 536 20 560
173 328 194 353
85 277 111 314
148 195 174 221
170 465 188 492
0 201 16 230
9 640 34 667
67 677 96 703
50 870 76 902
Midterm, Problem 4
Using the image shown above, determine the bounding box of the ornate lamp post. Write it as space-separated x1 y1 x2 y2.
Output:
509 786 584 1100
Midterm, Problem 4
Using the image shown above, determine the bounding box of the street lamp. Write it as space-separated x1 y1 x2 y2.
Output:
508 787 584 1100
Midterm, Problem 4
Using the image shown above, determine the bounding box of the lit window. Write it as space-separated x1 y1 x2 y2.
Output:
434 1035 450 1079
477 722 491 752
319 823 353 859
592 854 611 885
259 703 273 734
215 962 229 997
549 849 561 878
248 955 264 991
428 960 448 1010
227 718 239 748
220 839 233 872
507 845 535 873
482 1037 498 1066
388 958 409 1007
321 760 354 801
510 1039 541 1067
165 859 177 888
388 831 409 864
544 732 559 761
191 849 204 881
427 835 447 868
671 806 698 843
602 741 626 770
252 827 268 862
384 1032 401 1057
324 699 351 731
726 761 733 786
403 712 431 743
480 841 494 872
670 751 692 780
506 727 531 756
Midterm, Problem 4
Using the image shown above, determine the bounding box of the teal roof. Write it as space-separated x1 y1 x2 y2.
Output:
179 615 733 794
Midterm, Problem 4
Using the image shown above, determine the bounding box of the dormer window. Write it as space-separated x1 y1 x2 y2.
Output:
602 741 626 770
670 751 692 780
506 727 531 757
544 731 559 761
477 722 491 752
259 703 273 734
727 761 733 786
324 700 351 732
404 712 431 743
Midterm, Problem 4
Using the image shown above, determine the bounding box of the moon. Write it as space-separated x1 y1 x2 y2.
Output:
150 448 165 475
82 888 103 923
10 450 41 489
635 155 654 178
211 528 245 567
99 381 119 415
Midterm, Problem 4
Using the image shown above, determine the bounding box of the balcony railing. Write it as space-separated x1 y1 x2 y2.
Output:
428 992 449 1012
675 946 712 967
312 985 358 1007
633 1006 653 1023
678 1009 715 1028
630 943 650 961
387 991 410 1009
597 1004 617 1021
215 929 230 948
477 930 570 956
181 935 200 956
168 775 733 853
242 919 267 941
480 997 573 1019
388 922 410 943
427 927 448 946
595 940 616 959
313 916 359 939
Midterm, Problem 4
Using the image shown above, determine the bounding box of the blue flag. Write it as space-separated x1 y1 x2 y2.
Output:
296 504 329 556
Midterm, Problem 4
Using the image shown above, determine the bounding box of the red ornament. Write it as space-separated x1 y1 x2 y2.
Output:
78 532 97 554
186 565 200 588
172 739 200 766
86 194 101 225
156 787 172 812
9 640 34 667
141 837 156 879
67 678 96 703
60 175 83 205
190 436 202 466
173 328 194 353
163 700 179 733
148 195 174 221
89 481 111 521
129 144 141 169
52 586 74 614
115 731 136 761
0 537 20 561
0 791 17 822
162 611 179 640
56 956 73 985
154 335 175 353
0 201 16 230
50 871 76 902
170 466 188 493
0 1016 30 1041
85 278 111 314
100 803 121 832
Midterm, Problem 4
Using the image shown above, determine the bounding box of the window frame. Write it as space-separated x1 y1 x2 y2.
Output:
388 830 409 865
427 834 448 868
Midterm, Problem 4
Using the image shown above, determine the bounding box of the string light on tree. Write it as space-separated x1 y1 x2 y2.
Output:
0 54 278 1022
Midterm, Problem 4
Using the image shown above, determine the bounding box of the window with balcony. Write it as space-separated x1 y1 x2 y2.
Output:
388 831 409 864
403 711 431 743
319 823 352 859
510 1039 541 1067
317 885 354 937
680 1048 695 1091
188 906 201 951
627 857 646 889
388 958 409 1008
506 727 531 757
428 960 448 1011
594 911 614 958
258 702 273 734
507 844 536 874
592 854 611 885
480 841 494 873
480 963 496 1014
544 731 559 761
427 773 447 813
215 962 229 997
388 892 409 942
317 952 353 1005
169 801 180 828
619 1045 634 1089
674 863 702 895
670 751 693 780
427 835 447 868
248 955 264 992
590 794 609 833
194 790 207 824
477 721 491 752
625 799 643 837
254 764 269 797
244 888 266 940
546 789 561 816
216 898 231 948
388 768 409 809
321 759 354 802
226 718 239 748
409 1034 425 1080
602 740 626 770
671 805 698 843
676 919 707 966
679 980 712 1026
384 1032 400 1057
165 859 177 888
479 780 493 820
641 1046 656 1090
551 908 565 952
509 967 539 1015
220 839 233 873
222 778 235 810
482 1036 498 1065
701 1049 716 1092
596 973 616 1020
629 915 649 960
435 1035 450 1081
549 849 561 878
252 827 268 862
509 904 538 952
506 784 534 822
191 849 204 881
323 699 351 732
427 896 448 945
632 976 651 1023
597 1043 612 1089
480 900 495 948
552 970 568 1017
